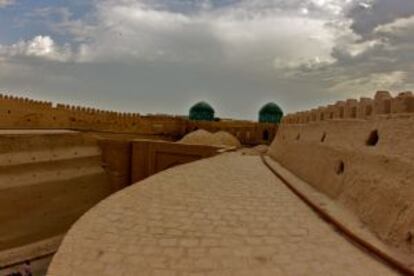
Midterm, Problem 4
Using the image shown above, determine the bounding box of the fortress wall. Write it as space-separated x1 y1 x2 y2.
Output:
0 94 186 136
283 90 414 124
268 91 414 254
0 93 275 145
0 95 55 129
0 130 113 252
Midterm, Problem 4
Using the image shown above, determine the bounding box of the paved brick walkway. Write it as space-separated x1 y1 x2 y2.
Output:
48 153 395 275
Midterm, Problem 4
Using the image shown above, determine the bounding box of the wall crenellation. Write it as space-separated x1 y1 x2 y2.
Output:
283 91 414 124
0 93 53 109
0 93 177 134
54 103 144 121
0 93 277 145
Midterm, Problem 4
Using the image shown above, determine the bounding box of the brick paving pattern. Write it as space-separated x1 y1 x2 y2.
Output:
48 153 396 275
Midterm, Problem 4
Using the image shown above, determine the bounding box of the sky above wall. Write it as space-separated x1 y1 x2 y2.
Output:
0 0 413 119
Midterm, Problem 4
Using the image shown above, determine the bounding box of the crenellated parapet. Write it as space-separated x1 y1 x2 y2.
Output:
0 93 161 133
0 93 53 109
0 93 275 145
283 91 414 124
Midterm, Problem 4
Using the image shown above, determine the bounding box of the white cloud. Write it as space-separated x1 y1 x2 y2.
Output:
0 35 73 62
0 1 347 68
374 15 414 37
73 0 338 71
328 71 408 96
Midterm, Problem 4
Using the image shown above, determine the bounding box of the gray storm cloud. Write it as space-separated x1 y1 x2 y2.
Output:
348 0 414 37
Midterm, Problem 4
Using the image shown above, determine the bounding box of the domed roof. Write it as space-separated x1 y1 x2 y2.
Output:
190 101 214 113
259 102 283 114
259 102 283 123
189 101 215 121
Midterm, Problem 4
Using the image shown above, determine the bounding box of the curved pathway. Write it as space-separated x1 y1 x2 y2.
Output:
48 153 395 275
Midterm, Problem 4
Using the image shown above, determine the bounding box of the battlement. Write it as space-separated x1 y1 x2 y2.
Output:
0 93 276 145
283 91 414 124
0 94 53 109
55 103 142 119
0 93 148 119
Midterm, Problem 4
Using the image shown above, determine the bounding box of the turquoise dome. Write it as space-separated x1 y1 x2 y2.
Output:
259 102 283 123
189 102 215 121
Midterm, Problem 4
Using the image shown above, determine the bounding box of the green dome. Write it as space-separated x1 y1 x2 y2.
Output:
189 101 215 121
259 102 283 123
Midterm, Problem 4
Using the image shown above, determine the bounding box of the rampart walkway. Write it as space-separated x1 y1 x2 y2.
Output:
48 153 395 275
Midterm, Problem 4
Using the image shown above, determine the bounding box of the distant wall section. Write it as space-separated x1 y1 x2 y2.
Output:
0 94 277 146
0 94 185 138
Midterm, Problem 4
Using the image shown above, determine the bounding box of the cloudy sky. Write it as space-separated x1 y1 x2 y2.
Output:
0 0 413 119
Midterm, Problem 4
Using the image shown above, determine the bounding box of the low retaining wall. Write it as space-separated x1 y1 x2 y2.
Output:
131 139 224 183
0 130 113 255
268 92 414 255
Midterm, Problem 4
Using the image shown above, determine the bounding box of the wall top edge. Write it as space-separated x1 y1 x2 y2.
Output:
283 90 414 124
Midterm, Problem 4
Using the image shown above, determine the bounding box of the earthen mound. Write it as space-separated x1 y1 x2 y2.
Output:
213 131 242 148
179 129 241 148
179 129 214 145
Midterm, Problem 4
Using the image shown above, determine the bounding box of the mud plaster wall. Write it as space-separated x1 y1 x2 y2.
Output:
0 94 184 137
268 91 414 255
0 94 277 146
131 139 221 183
0 131 113 251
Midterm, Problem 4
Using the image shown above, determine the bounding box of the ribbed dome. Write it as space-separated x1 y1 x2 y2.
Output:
189 101 215 121
259 102 283 123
